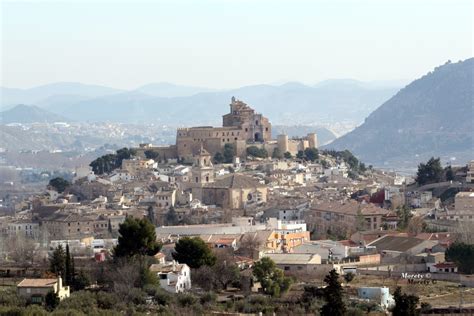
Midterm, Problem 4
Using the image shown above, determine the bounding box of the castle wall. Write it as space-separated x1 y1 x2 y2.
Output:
135 145 178 161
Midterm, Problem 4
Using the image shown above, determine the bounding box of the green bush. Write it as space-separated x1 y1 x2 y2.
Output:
177 293 197 307
0 288 25 307
57 291 97 313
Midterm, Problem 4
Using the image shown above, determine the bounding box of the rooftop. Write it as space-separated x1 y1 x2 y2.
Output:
17 278 58 288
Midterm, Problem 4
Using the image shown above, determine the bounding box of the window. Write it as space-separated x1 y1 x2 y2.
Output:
255 120 258 125
196 177 199 183
266 127 268 131
284 266 290 271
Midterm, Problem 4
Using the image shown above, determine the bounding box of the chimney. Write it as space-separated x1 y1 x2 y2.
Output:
57 275 62 291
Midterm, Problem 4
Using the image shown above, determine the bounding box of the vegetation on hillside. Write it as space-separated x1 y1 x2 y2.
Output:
89 147 136 174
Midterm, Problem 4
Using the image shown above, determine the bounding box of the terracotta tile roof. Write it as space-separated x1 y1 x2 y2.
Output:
17 278 57 288
311 200 388 216
206 174 264 189
434 262 457 268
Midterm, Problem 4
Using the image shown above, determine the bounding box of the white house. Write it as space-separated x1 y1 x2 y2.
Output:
358 287 394 310
149 261 191 293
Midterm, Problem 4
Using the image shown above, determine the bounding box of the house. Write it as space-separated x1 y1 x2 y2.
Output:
7 220 40 239
17 276 70 304
307 200 389 234
429 262 458 273
201 174 268 209
262 253 332 276
368 235 437 256
149 262 191 293
358 287 394 310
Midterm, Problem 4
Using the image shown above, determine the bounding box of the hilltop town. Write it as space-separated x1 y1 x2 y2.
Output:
1 99 473 315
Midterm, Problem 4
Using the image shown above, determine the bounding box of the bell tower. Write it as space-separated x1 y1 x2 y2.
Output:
191 145 214 184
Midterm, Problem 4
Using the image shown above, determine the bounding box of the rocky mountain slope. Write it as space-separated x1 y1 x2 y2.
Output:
326 59 474 167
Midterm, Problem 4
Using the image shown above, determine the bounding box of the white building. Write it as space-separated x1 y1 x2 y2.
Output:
150 262 191 293
358 287 394 310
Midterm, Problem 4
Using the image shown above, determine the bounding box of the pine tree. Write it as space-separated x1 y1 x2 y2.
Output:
392 286 420 316
320 269 346 316
49 245 66 277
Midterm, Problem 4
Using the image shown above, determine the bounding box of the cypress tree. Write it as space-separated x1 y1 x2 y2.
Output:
321 269 346 316
65 244 72 286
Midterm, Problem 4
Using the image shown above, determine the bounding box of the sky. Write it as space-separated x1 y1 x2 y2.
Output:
1 0 473 89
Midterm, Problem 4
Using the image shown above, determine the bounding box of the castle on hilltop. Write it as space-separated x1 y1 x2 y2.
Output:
138 97 318 161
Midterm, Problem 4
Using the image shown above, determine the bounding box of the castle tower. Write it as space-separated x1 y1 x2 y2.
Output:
307 133 318 148
277 134 289 153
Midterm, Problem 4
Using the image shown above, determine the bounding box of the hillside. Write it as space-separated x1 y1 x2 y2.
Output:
326 59 474 167
0 104 70 124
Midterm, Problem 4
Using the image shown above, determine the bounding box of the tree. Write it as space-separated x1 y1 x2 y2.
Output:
65 244 73 286
272 148 283 159
320 269 346 316
304 148 319 162
223 144 235 163
45 291 60 311
90 154 117 175
416 157 443 185
172 237 216 269
144 150 160 160
446 242 474 274
445 165 455 181
392 287 419 316
238 234 262 259
252 257 292 297
192 253 241 291
90 148 136 175
114 217 161 258
165 207 179 225
49 245 66 277
296 150 305 159
212 253 241 290
73 270 90 291
397 205 413 230
48 177 70 193
246 146 268 158
3 235 37 267
213 152 224 164
283 152 292 159
344 272 355 283
407 216 425 235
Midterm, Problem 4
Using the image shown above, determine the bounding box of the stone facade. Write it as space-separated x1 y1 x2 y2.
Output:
136 97 317 161
176 97 272 160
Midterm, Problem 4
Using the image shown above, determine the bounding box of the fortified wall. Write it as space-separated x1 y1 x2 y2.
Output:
136 97 317 161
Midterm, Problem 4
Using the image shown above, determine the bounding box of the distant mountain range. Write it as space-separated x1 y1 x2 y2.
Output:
325 59 474 167
0 80 401 126
0 104 70 124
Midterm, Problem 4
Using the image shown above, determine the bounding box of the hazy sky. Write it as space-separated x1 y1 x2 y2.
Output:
1 0 472 89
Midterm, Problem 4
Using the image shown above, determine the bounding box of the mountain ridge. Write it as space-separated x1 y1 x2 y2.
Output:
325 58 474 166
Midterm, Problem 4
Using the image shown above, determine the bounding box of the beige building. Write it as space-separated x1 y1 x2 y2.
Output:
455 192 474 212
17 276 70 304
136 98 317 161
307 200 389 235
466 160 474 183
42 213 95 239
176 97 272 160
202 174 267 209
